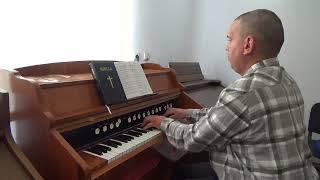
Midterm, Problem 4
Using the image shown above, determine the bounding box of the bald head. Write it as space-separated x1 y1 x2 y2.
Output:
235 9 284 58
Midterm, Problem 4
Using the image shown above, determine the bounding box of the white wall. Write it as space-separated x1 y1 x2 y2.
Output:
133 0 194 67
191 1 239 83
192 0 320 122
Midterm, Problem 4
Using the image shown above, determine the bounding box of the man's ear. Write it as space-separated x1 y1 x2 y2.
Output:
243 36 255 55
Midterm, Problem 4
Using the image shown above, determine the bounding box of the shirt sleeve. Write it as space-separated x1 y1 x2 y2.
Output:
160 97 250 152
185 108 210 123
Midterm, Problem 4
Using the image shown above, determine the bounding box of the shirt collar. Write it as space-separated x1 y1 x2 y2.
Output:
243 57 280 76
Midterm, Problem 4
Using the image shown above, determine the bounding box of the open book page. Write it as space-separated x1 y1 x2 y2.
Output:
114 62 153 100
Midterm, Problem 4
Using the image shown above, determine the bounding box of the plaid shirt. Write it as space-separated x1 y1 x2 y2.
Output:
160 58 319 180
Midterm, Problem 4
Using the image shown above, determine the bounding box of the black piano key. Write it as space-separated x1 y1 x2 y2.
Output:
123 132 137 138
131 129 145 135
138 126 153 132
108 139 122 146
101 140 118 148
126 130 141 137
91 145 104 152
133 130 143 135
95 145 111 153
126 134 135 140
119 134 134 140
122 134 135 141
111 136 128 143
130 129 143 135
87 147 103 155
133 128 148 133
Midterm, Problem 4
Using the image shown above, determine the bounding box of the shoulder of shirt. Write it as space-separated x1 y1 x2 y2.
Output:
230 66 284 92
218 66 287 104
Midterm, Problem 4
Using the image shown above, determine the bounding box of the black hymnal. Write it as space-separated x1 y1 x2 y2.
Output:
89 61 153 106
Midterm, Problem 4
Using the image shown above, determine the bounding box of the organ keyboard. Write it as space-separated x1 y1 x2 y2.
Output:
0 61 202 179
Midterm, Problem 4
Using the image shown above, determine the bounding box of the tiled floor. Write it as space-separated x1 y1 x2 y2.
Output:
186 85 224 108
0 142 30 178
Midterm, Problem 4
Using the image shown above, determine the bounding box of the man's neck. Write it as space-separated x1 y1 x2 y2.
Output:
240 56 277 76
239 58 259 76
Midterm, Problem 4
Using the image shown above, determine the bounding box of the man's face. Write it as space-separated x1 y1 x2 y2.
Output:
226 20 244 74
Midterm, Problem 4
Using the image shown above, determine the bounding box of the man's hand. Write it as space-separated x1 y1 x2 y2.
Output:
163 108 188 119
142 115 165 129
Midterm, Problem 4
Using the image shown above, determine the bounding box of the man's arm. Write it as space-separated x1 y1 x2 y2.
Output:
185 108 210 123
164 108 211 124
159 98 250 152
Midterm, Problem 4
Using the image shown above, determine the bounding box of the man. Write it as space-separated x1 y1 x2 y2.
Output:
143 9 319 180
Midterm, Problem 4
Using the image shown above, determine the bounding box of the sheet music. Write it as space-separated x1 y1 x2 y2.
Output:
114 62 153 100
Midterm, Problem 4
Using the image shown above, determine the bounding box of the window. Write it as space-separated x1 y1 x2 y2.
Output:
0 0 134 69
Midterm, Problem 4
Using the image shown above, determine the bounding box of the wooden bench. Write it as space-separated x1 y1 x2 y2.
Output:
169 62 221 91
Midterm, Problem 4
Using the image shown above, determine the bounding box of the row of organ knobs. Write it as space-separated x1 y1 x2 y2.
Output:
94 102 174 135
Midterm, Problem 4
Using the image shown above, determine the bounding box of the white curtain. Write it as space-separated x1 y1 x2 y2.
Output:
0 0 135 69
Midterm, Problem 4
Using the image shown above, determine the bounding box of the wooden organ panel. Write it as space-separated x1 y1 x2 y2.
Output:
0 89 43 180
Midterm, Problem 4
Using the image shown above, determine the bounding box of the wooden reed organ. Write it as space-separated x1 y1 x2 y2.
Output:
0 62 202 180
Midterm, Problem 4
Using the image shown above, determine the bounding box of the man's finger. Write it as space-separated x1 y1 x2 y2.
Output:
163 108 174 117
169 114 177 119
142 117 151 127
143 122 153 130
